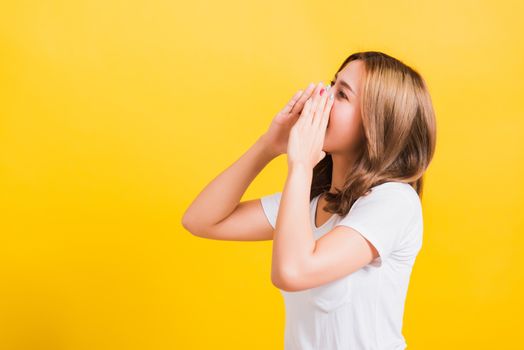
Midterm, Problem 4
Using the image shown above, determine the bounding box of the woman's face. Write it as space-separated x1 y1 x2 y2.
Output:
323 59 365 155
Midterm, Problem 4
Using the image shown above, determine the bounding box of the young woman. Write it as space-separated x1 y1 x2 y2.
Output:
182 51 437 349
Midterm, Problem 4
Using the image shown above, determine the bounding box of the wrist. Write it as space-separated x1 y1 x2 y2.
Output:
288 161 313 174
255 135 280 161
256 134 280 159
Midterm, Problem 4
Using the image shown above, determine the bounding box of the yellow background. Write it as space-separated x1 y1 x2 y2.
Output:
1 1 523 349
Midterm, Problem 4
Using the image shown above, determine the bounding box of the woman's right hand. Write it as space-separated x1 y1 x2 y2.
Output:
261 82 322 157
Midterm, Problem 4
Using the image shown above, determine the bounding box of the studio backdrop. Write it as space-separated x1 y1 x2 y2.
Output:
1 1 523 349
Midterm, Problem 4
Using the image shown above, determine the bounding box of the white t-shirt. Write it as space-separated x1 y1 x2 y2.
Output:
260 181 423 350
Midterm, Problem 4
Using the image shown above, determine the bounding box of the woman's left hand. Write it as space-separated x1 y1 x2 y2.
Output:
287 82 334 169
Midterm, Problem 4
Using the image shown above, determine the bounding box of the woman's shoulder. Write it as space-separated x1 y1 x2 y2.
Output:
370 181 418 196
363 181 421 213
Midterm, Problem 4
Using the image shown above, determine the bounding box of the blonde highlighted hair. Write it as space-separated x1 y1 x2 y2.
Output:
311 51 437 215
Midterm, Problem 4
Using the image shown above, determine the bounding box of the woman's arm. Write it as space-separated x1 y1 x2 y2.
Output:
181 135 277 238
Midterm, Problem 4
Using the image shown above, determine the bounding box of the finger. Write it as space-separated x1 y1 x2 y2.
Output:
320 91 335 130
297 98 312 127
309 82 325 122
292 83 316 113
289 82 316 115
312 83 329 126
281 90 304 116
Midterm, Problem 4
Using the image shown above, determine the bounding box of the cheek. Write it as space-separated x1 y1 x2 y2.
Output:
329 104 359 132
326 103 362 146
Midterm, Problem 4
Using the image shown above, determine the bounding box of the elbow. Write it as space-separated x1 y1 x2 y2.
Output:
271 265 301 292
181 213 203 237
181 213 192 231
182 212 218 239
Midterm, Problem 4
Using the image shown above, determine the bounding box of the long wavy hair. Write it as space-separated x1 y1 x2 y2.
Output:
311 51 437 216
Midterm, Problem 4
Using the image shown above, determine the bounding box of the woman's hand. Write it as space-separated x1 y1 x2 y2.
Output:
287 82 334 169
261 82 318 158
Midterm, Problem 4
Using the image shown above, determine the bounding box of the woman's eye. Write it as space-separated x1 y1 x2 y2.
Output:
329 79 347 100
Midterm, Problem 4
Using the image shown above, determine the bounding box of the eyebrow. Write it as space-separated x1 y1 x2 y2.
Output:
334 73 356 96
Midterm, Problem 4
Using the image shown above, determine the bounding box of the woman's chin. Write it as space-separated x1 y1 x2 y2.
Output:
322 136 331 152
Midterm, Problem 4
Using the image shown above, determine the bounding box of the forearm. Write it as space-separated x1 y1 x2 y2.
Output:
271 162 316 286
182 135 277 228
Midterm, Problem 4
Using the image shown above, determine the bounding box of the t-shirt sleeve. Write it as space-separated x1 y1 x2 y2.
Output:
334 187 415 267
259 192 282 229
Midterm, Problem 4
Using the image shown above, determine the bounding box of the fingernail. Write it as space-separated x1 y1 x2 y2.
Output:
329 92 334 100
320 88 325 96
325 84 331 92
